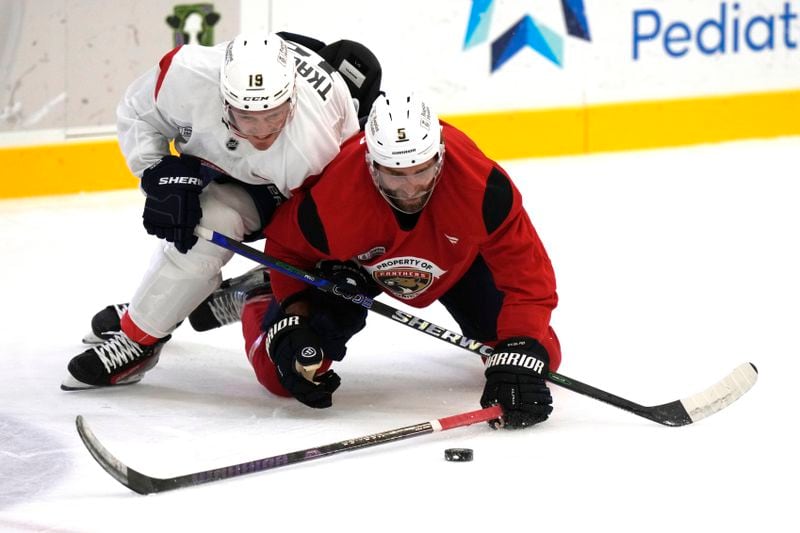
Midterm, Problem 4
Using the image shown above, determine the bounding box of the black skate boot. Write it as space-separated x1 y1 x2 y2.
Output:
82 303 129 344
188 266 272 331
62 332 170 390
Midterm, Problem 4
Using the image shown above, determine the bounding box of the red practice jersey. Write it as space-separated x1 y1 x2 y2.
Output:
264 122 557 342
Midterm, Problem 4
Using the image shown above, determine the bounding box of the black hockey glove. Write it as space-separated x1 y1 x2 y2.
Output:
266 314 341 408
317 260 375 296
480 337 553 429
140 154 205 253
289 260 379 361
310 260 378 335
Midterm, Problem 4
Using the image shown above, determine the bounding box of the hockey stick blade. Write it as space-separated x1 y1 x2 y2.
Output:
549 362 758 426
76 415 156 494
76 405 503 494
675 362 758 425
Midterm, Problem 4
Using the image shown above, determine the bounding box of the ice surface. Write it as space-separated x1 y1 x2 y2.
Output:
0 138 797 532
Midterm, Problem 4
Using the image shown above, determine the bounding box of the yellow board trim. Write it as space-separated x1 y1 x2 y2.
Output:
2 89 800 199
0 139 137 199
445 89 800 161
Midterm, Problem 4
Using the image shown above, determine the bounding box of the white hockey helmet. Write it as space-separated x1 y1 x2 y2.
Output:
365 90 445 213
365 90 443 168
220 32 296 111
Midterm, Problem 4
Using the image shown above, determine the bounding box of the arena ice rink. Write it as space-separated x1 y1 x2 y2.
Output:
0 138 796 532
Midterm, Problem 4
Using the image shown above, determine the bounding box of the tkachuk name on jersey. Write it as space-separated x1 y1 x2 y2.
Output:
485 351 546 373
287 42 334 101
296 59 333 101
158 176 203 186
390 310 493 357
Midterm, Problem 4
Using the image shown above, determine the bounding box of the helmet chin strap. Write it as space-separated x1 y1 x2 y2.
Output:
221 101 236 134
221 106 247 139
372 170 443 215
366 144 445 214
381 189 434 214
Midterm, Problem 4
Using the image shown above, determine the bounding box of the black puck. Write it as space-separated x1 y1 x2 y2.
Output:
444 448 473 462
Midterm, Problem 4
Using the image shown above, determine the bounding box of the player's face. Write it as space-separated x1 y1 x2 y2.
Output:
226 100 292 151
372 154 443 213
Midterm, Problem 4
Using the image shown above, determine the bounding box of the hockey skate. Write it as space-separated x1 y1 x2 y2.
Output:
62 332 170 390
82 303 128 344
188 266 272 331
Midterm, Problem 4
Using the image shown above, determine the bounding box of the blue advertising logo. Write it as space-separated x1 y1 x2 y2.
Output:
464 0 591 72
632 1 800 60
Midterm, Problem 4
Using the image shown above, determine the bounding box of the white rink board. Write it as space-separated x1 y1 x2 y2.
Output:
241 0 800 114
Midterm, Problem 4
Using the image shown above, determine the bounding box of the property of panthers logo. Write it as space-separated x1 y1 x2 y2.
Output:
375 270 432 298
364 256 446 300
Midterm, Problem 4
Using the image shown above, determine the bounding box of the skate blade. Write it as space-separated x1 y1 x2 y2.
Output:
61 374 101 391
60 374 143 391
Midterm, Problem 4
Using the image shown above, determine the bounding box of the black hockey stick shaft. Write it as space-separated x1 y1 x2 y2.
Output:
76 405 503 494
196 227 758 426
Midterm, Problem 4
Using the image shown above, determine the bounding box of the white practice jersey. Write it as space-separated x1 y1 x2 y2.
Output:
117 41 359 198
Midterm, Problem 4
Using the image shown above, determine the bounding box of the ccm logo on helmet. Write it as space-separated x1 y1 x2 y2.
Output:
158 176 203 186
243 96 271 101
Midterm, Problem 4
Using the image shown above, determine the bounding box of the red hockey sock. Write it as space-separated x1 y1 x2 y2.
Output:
120 312 161 346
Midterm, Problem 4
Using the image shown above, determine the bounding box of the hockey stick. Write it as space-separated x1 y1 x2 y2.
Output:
196 227 758 426
76 405 502 494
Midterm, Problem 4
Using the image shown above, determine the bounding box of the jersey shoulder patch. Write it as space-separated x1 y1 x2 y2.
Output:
298 193 330 254
482 167 514 235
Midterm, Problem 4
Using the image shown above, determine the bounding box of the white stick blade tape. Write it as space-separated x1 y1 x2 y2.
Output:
680 363 758 423
76 416 129 481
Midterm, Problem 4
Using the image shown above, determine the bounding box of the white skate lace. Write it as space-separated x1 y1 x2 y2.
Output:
208 292 242 326
93 334 145 373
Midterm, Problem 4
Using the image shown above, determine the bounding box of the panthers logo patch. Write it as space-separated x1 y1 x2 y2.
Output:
365 256 446 300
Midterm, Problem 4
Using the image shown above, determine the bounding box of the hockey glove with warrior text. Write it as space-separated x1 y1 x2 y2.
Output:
266 314 341 408
480 337 553 429
140 154 204 253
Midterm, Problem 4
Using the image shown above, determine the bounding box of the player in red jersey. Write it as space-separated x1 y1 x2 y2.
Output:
240 89 560 428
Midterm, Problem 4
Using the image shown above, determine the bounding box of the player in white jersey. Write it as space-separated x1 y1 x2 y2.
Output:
61 32 380 390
